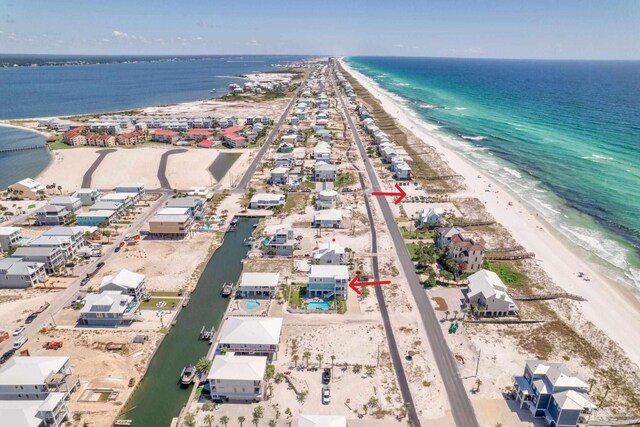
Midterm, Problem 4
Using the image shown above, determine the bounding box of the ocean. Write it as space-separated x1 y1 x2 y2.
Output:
0 54 308 189
345 56 640 293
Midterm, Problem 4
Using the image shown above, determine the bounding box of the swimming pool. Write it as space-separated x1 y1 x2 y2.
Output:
244 300 261 310
307 301 331 311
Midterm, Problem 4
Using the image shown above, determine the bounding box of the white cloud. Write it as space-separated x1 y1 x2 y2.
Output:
194 36 203 41
112 30 130 39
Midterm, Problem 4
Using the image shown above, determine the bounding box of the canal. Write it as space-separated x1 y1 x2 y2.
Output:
209 152 242 182
123 217 258 426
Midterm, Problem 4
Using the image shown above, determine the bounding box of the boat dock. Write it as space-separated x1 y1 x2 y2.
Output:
199 325 215 342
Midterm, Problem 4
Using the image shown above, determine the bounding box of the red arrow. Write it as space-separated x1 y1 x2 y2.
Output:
348 274 391 295
371 183 407 204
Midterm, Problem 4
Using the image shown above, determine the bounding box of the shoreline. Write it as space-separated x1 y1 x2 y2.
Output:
340 58 640 367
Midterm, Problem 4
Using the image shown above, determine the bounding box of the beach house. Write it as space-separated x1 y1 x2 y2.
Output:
308 265 350 299
0 226 23 252
316 190 337 210
148 214 193 236
313 240 345 265
448 231 485 272
26 235 74 260
418 208 444 227
435 226 467 248
13 246 65 274
73 188 101 206
221 126 248 148
265 228 296 256
63 127 87 146
166 197 205 219
100 192 136 208
215 317 283 359
0 257 47 288
249 193 286 209
299 415 347 427
35 205 72 226
313 161 338 182
237 272 280 298
312 143 332 162
312 209 342 228
89 201 124 218
274 153 295 168
42 226 87 255
207 355 267 402
278 142 294 153
185 129 212 141
270 167 290 185
9 178 45 200
116 130 146 145
513 360 595 426
80 291 140 327
76 210 117 227
467 269 519 317
85 133 116 147
394 162 412 180
99 269 148 302
115 183 145 198
48 196 82 213
151 129 179 143
0 356 80 427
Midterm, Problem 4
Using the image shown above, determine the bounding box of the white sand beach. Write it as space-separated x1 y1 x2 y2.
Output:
340 59 640 367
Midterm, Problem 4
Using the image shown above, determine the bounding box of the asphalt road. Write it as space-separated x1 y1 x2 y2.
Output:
81 148 117 188
333 70 480 427
232 80 307 194
0 193 170 356
157 148 188 189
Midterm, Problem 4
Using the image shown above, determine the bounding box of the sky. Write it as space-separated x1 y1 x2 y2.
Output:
1 0 639 60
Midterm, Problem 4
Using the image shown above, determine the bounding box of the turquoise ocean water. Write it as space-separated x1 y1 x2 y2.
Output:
345 56 640 293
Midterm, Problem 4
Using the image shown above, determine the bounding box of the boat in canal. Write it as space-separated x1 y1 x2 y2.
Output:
180 365 196 386
221 282 233 297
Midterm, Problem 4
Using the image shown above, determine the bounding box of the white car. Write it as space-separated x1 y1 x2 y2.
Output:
322 386 331 405
12 326 25 336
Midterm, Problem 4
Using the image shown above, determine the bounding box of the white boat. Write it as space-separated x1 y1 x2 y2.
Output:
210 88 216 94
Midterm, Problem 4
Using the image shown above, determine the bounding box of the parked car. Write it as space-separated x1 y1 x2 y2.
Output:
322 368 331 385
322 385 331 405
12 326 25 336
80 276 89 286
12 335 28 350
25 313 37 324
95 261 105 269
0 349 15 365
114 246 121 253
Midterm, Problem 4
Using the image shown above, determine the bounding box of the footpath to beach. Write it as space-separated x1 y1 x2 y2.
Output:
340 59 640 367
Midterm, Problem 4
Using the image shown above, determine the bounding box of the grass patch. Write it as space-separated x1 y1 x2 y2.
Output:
400 226 434 240
48 140 78 150
288 286 301 308
335 172 355 188
283 193 307 214
139 297 180 310
486 261 528 287
406 242 419 260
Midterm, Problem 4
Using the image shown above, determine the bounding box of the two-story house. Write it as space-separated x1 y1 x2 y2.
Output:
513 360 595 427
42 226 87 256
13 246 65 274
0 226 23 252
467 269 519 317
48 196 82 214
215 317 283 360
166 197 205 219
0 257 47 289
99 269 148 302
35 205 72 226
237 272 280 299
80 291 139 327
207 355 267 403
313 240 345 265
447 231 486 273
308 265 349 300
72 188 102 206
264 228 296 256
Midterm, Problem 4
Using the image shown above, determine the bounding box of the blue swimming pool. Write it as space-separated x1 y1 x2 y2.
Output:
307 301 331 311
244 300 260 310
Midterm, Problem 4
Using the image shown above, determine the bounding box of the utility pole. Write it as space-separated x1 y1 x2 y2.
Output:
475 348 481 377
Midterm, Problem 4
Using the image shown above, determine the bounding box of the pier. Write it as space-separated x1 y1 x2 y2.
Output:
0 143 46 153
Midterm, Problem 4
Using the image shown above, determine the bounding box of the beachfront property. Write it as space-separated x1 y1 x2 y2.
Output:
8 178 46 200
42 226 87 255
151 129 179 143
0 356 80 427
513 360 595 426
48 196 82 213
99 268 148 302
72 188 101 206
76 210 118 226
313 240 345 265
115 182 145 198
62 126 87 146
207 355 267 402
148 214 193 236
13 246 65 274
85 133 116 147
89 201 124 218
166 196 205 219
100 192 136 208
308 264 350 299
26 236 75 260
0 257 47 288
394 161 412 180
435 226 467 248
315 190 337 210
0 226 23 252
313 161 338 182
269 166 289 185
447 231 486 272
299 415 347 427
264 228 296 256
35 205 72 226
312 209 342 228
221 126 249 148
467 269 519 317
418 208 444 227
80 291 140 327
238 272 280 298
249 193 286 209
116 130 146 145
184 128 212 141
215 317 283 359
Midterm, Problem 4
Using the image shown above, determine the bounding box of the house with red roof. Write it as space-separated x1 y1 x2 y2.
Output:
197 139 219 148
151 129 179 144
86 133 116 147
63 127 87 146
447 231 486 272
185 129 213 141
117 130 147 145
220 126 248 148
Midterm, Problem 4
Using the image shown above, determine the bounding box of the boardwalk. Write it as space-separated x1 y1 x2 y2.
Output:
81 148 117 188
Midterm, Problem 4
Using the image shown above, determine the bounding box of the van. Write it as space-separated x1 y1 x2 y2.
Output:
12 335 28 350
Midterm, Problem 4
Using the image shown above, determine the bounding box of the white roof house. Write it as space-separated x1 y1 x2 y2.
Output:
467 269 518 316
238 272 280 298
313 241 345 265
298 415 347 427
0 356 70 387
218 317 283 348
207 355 267 382
99 269 146 301
313 209 342 228
418 208 444 226
0 393 66 427
249 193 286 209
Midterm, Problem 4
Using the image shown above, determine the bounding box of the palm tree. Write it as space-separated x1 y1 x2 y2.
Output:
292 354 300 368
303 351 311 369
204 414 214 427
57 185 62 195
238 416 246 427
220 415 229 427
196 356 212 376
269 421 276 427
252 406 264 427
453 310 459 320
475 378 482 393
444 310 450 321
316 353 323 368
330 355 336 371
